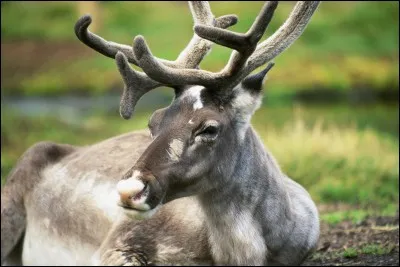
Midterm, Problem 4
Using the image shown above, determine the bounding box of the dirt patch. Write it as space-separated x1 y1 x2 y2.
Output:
303 214 399 266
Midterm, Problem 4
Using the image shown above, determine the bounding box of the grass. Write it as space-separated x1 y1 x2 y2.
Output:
321 210 370 226
1 103 398 212
338 244 395 259
361 244 396 255
1 1 398 96
254 104 399 210
342 248 358 258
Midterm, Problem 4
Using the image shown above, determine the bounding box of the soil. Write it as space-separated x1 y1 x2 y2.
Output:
302 213 399 266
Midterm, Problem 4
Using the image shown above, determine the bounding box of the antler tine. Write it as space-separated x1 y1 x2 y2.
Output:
195 1 278 76
74 15 175 67
175 1 238 68
115 52 162 119
244 1 321 76
135 1 320 93
134 36 223 87
194 2 277 55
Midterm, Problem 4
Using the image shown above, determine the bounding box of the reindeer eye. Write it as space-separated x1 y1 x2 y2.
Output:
200 125 218 136
195 120 220 142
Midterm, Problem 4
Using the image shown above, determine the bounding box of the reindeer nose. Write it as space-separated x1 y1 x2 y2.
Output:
117 178 145 205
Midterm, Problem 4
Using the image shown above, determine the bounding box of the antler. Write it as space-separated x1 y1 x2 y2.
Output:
133 1 320 91
75 1 238 119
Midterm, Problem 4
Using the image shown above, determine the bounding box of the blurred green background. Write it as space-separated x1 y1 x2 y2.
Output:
1 1 399 221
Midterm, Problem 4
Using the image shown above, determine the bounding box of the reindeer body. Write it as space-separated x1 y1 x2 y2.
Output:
2 127 318 266
2 1 321 265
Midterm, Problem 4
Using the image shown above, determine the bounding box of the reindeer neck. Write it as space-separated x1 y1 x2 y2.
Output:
198 126 292 265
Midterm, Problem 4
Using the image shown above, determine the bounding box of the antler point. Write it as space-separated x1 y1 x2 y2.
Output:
133 36 149 61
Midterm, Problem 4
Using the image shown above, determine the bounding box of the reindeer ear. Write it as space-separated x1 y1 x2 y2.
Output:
241 62 275 93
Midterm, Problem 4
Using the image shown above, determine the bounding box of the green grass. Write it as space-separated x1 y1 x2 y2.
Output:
1 1 398 96
321 210 370 226
342 248 358 258
2 103 398 212
1 2 77 41
253 104 399 209
320 204 399 226
361 244 395 255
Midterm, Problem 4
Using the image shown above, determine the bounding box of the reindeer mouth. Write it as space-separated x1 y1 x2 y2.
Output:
117 179 151 212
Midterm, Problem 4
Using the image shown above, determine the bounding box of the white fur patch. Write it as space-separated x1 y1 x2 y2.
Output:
182 85 204 110
168 139 184 162
90 250 102 266
207 208 266 265
156 243 184 263
25 164 124 265
231 87 262 114
42 164 122 221
23 218 97 265
131 170 141 179
92 184 121 221
188 119 194 124
231 86 262 141
43 217 50 229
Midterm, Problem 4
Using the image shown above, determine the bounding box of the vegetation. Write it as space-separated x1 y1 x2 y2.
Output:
361 244 396 256
342 248 359 259
321 210 371 226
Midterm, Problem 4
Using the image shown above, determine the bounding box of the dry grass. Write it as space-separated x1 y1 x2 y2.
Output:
254 105 399 208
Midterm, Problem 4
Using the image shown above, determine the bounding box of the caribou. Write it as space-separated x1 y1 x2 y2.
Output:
1 1 321 265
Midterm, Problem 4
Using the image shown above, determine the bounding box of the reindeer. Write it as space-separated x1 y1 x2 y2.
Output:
1 1 321 265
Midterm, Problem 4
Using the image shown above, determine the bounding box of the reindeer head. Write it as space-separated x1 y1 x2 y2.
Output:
75 1 320 215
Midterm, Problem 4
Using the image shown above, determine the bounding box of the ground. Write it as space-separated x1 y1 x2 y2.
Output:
303 213 399 266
